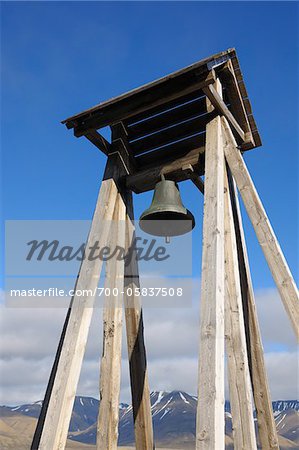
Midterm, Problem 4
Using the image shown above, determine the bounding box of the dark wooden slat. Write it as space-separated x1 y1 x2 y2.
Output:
73 71 216 136
130 112 212 156
63 49 234 126
126 96 206 140
135 132 205 167
125 90 205 127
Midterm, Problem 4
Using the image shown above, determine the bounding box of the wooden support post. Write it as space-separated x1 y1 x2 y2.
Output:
222 117 299 338
123 191 154 450
228 173 280 449
97 194 126 450
196 110 225 448
38 176 118 450
224 164 257 449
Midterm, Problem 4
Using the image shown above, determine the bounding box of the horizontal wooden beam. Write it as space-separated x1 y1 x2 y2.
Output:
203 84 249 143
73 71 216 137
126 146 205 193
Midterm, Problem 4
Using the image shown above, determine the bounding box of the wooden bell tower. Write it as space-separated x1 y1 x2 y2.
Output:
32 48 299 450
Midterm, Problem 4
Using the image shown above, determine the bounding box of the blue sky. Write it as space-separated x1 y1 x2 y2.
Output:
1 1 298 288
0 1 298 405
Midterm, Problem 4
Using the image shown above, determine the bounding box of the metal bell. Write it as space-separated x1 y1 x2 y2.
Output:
139 175 195 237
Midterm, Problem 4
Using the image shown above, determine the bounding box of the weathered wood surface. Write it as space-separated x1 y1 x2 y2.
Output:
126 145 205 193
224 164 257 450
123 191 154 450
222 117 299 339
97 194 126 450
31 305 72 449
196 109 225 448
38 177 118 450
203 84 246 143
218 60 255 149
228 173 279 449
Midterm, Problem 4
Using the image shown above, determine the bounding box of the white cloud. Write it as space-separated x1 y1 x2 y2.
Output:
0 286 298 405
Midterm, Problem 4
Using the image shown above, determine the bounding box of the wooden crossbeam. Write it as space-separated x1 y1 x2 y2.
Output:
196 112 225 450
126 146 205 193
123 191 154 450
228 172 279 449
224 163 257 449
97 194 126 449
222 117 299 339
203 84 248 143
38 175 118 450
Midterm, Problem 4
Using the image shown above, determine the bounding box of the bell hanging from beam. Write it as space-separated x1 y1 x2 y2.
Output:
139 174 195 238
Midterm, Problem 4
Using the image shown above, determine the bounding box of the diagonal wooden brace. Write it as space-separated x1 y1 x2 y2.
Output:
222 116 299 339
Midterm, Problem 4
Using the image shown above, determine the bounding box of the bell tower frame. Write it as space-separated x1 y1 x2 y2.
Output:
31 49 299 450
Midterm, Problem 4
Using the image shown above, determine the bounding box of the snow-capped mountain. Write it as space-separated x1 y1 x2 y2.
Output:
1 392 298 448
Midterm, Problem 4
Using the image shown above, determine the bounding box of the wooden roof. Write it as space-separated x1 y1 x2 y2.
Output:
62 49 261 169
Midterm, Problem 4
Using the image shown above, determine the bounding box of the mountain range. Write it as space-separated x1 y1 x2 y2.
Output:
0 391 298 449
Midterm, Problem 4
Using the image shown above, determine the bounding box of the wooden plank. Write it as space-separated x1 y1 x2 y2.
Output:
31 306 72 449
62 49 234 127
126 145 205 193
123 191 154 450
125 90 205 127
222 117 299 338
196 112 225 449
217 60 254 148
126 95 206 140
224 163 257 450
228 171 280 449
85 130 111 155
203 84 247 143
130 112 212 156
72 72 216 136
181 164 205 194
109 122 137 175
135 132 205 167
38 175 118 450
97 194 126 450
